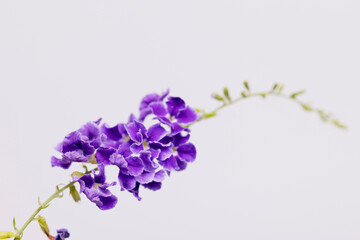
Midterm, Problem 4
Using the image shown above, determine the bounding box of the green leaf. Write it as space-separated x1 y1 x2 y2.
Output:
290 90 306 99
223 87 231 101
69 185 81 202
241 91 247 98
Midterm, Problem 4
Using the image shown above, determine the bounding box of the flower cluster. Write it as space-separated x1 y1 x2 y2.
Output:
52 90 198 210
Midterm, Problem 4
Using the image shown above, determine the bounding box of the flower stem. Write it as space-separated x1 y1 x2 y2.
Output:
14 181 75 240
191 87 346 129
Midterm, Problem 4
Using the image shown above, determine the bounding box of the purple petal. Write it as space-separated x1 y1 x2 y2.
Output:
139 93 161 111
147 123 168 142
101 123 125 141
173 133 190 146
118 172 136 190
51 156 71 169
140 151 159 172
176 157 188 171
63 151 88 162
143 181 162 191
149 102 168 117
176 106 198 124
154 170 166 182
98 195 118 210
124 121 146 143
177 143 197 162
95 147 116 165
166 97 186 116
94 164 106 184
130 142 144 154
125 156 144 176
159 155 179 171
136 171 155 184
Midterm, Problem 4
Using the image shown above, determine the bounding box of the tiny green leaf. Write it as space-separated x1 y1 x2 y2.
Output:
241 91 247 98
69 185 81 202
223 87 231 101
290 90 305 99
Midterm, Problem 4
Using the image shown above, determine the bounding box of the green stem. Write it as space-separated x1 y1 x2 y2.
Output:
14 181 75 240
191 89 346 129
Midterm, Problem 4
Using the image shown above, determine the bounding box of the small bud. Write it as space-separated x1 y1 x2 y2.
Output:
278 85 284 93
37 216 50 237
241 91 247 98
290 90 305 99
223 87 231 101
272 83 279 91
331 120 347 129
0 231 15 239
301 104 312 111
243 81 250 91
69 185 81 202
211 93 225 102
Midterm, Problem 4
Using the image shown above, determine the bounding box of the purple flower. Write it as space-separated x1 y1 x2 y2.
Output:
52 90 198 202
73 164 118 210
55 228 70 240
52 119 102 169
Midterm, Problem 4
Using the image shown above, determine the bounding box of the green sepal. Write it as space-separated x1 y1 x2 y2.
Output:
71 171 85 178
69 185 81 202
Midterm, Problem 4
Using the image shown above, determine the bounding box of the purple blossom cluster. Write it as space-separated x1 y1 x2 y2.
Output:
51 90 198 210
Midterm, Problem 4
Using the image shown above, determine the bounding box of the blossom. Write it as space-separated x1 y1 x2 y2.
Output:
72 164 118 210
55 228 70 240
51 119 102 169
51 90 199 205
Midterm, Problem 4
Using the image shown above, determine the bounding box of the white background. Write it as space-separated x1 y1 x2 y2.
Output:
1 1 359 239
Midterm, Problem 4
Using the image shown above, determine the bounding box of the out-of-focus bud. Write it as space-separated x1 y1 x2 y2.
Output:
223 87 231 101
69 185 81 202
211 93 225 102
0 231 15 239
37 216 50 237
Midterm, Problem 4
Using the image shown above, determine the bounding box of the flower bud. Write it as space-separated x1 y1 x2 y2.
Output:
37 216 50 237
69 185 81 202
0 231 15 239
